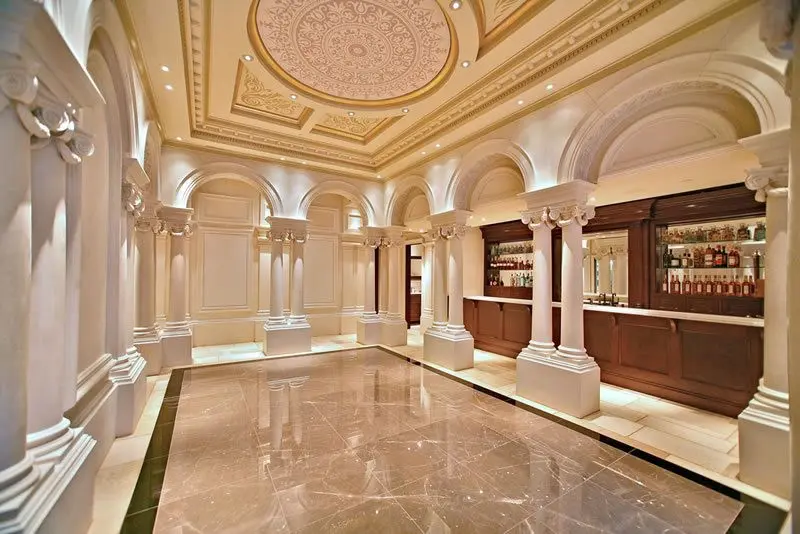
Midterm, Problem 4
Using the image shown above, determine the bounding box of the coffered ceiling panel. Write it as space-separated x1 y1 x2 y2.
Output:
311 114 402 144
232 61 313 128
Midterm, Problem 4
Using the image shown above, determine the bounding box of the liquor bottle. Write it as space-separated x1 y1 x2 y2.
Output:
727 248 737 268
714 276 723 295
704 245 714 268
722 275 730 295
682 275 692 294
693 276 703 295
714 246 723 267
753 250 762 279
671 275 679 294
704 275 713 295
663 248 671 269
721 246 728 268
662 274 669 293
732 275 741 296
742 275 751 296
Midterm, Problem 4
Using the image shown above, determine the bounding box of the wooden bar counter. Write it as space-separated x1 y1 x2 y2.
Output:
464 296 763 417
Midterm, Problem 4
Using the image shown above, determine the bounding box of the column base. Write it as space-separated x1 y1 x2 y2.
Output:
423 328 474 371
134 328 163 376
110 347 148 437
0 431 96 534
517 350 600 418
419 313 433 334
738 381 790 499
263 322 312 356
161 324 193 367
357 314 382 345
381 317 408 347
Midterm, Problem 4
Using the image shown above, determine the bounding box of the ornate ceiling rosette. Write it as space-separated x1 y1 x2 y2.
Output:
248 0 458 109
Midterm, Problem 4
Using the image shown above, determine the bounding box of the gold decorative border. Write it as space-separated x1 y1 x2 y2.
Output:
311 116 403 145
230 60 314 129
473 0 557 59
246 0 460 110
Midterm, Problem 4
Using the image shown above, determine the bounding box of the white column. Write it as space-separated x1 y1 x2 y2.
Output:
289 237 307 324
363 242 377 316
520 209 554 357
447 229 466 331
160 206 194 367
0 67 39 512
387 243 401 320
133 207 161 375
381 232 408 347
64 165 82 411
420 240 434 332
256 229 270 317
557 215 590 361
269 383 284 451
378 245 388 318
788 55 800 526
269 236 285 325
432 235 448 329
27 139 72 463
739 166 790 498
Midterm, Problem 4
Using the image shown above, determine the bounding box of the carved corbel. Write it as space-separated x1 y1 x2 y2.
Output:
431 223 467 241
122 180 145 217
745 166 789 202
363 236 383 248
0 63 50 138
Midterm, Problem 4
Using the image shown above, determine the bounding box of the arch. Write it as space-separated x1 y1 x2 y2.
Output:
298 181 377 227
558 52 788 183
444 139 535 211
386 175 435 226
174 163 285 215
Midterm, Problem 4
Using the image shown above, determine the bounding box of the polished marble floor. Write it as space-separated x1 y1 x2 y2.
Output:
117 346 782 533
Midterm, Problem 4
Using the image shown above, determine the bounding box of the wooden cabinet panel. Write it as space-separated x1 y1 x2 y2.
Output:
464 299 476 333
721 297 763 318
584 311 614 363
503 304 531 344
618 319 670 375
407 294 421 325
685 296 720 315
476 301 503 339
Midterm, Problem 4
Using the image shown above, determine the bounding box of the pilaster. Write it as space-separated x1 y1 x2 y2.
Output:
357 228 383 345
159 205 194 367
737 130 790 498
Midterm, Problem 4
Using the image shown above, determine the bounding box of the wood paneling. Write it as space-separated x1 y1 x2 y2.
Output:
464 298 763 417
485 286 532 299
407 294 421 325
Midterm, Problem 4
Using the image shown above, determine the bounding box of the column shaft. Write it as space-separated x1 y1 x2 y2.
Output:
388 245 400 318
363 246 376 315
432 237 448 328
134 223 157 335
167 234 188 326
447 236 464 329
530 223 554 353
421 242 433 324
269 238 285 324
290 239 306 322
557 221 588 360
378 247 388 317
27 143 70 451
763 193 788 392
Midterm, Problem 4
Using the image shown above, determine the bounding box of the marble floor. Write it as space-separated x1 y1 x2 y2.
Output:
118 346 775 533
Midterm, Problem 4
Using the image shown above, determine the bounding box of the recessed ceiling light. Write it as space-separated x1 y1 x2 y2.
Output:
589 197 596 202
280 157 286 161
545 84 554 91
289 94 297 100
165 84 174 91
450 0 461 9
482 217 486 222
461 60 470 68
348 111 355 117
176 136 182 141
435 143 441 148
302 161 307 164
377 174 382 178
161 65 170 72
242 55 253 62
517 99 524 105
421 151 427 155
402 108 409 113
66 102 73 108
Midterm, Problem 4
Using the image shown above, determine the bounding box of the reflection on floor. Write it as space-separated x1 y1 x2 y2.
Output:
125 347 753 533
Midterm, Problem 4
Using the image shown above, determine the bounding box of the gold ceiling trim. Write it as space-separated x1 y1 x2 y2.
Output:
114 0 164 139
311 116 403 145
473 0 557 59
388 0 759 179
246 0 460 110
231 61 314 129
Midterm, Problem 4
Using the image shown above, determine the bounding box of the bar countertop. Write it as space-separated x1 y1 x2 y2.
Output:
463 295 764 328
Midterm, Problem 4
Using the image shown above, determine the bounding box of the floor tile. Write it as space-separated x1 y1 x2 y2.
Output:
628 398 737 439
628 427 737 474
415 415 511 459
586 413 644 437
295 497 421 534
639 415 736 453
354 428 449 490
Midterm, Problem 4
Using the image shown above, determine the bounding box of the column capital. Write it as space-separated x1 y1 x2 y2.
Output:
428 223 468 241
159 206 194 238
266 217 308 242
521 207 551 230
745 166 789 202
519 182 596 228
134 200 163 233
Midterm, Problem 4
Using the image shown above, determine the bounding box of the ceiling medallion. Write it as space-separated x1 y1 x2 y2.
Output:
248 0 458 109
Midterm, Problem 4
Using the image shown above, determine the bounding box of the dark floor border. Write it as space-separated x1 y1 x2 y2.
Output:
376 347 788 534
119 346 786 533
119 369 186 534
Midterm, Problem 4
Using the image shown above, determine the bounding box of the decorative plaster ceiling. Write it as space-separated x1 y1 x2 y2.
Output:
249 0 457 107
231 62 313 127
311 113 401 144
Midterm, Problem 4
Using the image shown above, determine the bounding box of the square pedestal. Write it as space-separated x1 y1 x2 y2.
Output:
419 314 434 334
423 329 474 371
517 353 600 418
357 318 382 345
115 360 148 436
161 331 192 367
136 337 163 375
738 404 791 499
381 319 408 347
264 323 312 356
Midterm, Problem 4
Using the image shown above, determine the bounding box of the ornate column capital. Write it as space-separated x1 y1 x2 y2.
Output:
429 223 468 240
134 200 163 233
363 236 383 248
266 216 309 243
21 87 95 163
548 203 595 227
745 166 789 202
521 207 552 230
159 205 194 238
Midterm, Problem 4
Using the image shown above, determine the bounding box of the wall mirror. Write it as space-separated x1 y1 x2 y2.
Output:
582 230 629 305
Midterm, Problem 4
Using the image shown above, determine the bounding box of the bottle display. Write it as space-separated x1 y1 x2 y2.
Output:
486 240 534 290
657 217 766 299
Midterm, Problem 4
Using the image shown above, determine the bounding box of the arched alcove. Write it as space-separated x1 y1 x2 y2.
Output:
298 180 377 227
386 176 434 229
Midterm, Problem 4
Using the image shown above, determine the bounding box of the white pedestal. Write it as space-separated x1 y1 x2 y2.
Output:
381 319 408 347
110 350 148 437
423 329 474 371
161 331 193 367
357 317 382 345
263 323 312 356
135 335 163 376
516 351 600 418
738 386 791 499
419 314 434 334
